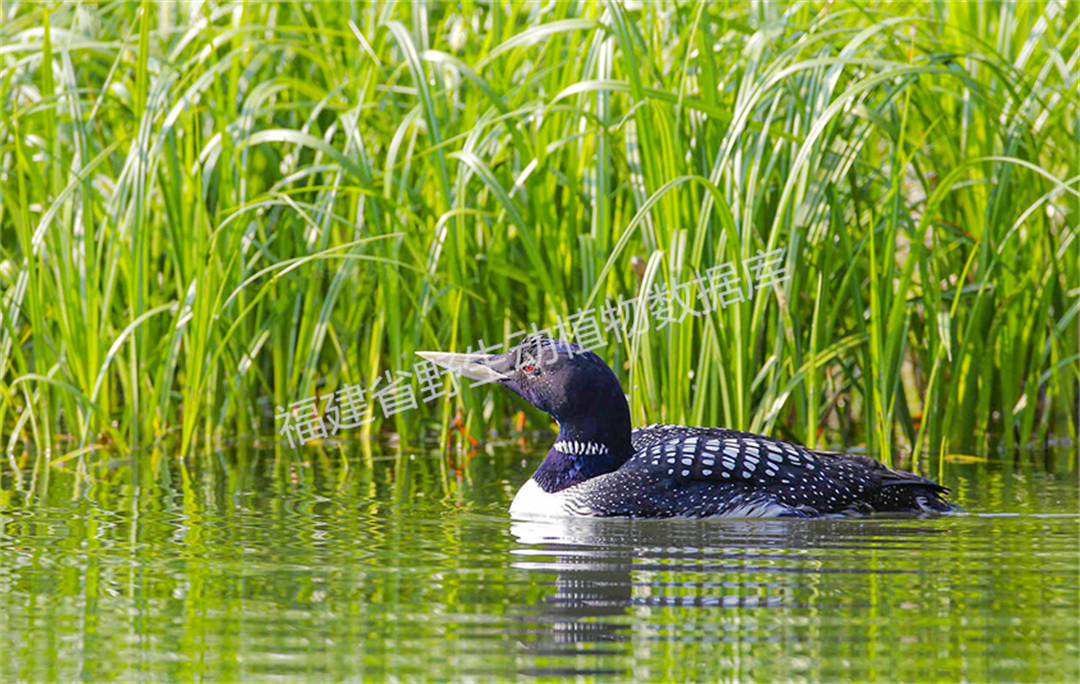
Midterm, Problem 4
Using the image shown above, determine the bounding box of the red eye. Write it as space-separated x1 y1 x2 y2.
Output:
524 364 535 373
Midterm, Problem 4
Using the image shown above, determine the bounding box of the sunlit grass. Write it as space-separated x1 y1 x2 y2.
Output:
0 1 1076 482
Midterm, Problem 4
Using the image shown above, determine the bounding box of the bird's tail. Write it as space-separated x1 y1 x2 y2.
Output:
874 468 957 513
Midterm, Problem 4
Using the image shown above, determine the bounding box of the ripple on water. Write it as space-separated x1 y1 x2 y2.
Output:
0 446 1077 680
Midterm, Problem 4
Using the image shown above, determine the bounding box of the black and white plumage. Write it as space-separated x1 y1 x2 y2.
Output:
418 337 954 519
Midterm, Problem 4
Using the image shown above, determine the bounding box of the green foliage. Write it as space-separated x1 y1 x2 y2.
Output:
0 1 1076 469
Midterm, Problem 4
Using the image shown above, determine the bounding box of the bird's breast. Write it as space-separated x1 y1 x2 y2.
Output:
509 478 570 519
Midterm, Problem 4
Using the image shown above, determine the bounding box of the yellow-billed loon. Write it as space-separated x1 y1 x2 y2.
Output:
417 336 954 519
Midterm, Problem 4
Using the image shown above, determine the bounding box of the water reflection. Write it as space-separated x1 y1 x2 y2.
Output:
0 447 1076 681
506 514 1071 679
509 519 637 675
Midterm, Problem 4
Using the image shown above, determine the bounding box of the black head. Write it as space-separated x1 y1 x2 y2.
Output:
417 336 634 490
419 337 625 422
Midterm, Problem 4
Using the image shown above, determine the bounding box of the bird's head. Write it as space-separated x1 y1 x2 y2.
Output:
417 336 622 425
418 336 633 492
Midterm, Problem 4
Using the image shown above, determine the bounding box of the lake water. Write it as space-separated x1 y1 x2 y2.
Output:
1 444 1077 681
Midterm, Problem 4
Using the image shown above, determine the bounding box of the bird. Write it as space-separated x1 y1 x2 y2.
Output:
417 336 955 519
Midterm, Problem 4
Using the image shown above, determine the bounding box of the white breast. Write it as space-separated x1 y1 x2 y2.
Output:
509 478 571 519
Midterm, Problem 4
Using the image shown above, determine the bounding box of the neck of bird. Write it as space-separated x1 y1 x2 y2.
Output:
532 415 632 493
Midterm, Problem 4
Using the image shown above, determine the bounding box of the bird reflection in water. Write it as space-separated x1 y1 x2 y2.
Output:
506 516 949 678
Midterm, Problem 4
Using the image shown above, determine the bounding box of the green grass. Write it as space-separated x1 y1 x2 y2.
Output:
0 1 1076 482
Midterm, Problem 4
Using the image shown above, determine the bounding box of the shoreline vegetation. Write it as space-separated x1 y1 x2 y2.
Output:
0 2 1076 482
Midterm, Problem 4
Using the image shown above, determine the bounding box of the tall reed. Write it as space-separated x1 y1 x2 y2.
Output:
0 1 1075 479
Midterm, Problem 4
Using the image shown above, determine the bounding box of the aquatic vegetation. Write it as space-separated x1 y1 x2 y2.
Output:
0 1 1076 475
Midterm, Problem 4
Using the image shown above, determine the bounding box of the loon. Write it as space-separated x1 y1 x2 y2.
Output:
417 337 954 519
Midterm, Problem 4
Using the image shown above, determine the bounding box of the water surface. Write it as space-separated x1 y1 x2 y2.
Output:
1 445 1077 681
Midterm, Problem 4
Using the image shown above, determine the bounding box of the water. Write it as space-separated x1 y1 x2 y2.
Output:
1 445 1077 681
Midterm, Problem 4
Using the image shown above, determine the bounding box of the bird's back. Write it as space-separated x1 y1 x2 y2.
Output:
548 424 953 518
